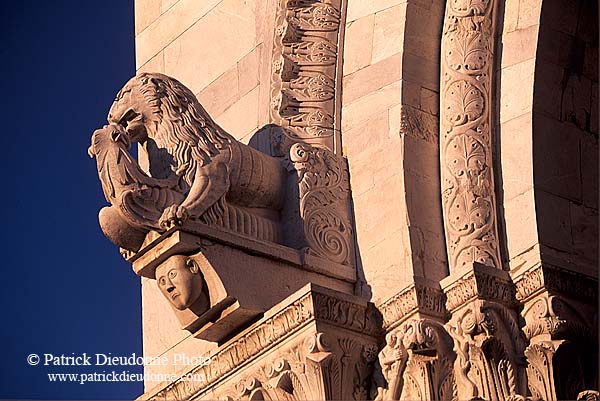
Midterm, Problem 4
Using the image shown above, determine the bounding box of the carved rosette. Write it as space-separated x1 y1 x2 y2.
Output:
271 0 343 153
290 143 353 266
439 0 501 272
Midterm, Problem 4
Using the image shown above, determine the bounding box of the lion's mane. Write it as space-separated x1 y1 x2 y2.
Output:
115 72 233 190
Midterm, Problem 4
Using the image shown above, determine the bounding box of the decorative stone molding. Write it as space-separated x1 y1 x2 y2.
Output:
372 319 456 401
270 0 344 154
378 281 446 330
513 263 598 303
442 263 517 312
439 0 502 272
215 332 378 401
445 299 528 401
144 284 379 400
290 142 354 266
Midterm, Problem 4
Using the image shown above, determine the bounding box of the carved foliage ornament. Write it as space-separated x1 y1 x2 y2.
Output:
290 143 353 265
440 0 501 272
271 0 343 152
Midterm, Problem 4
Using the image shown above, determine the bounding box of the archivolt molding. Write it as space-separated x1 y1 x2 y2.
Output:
439 0 502 272
271 0 344 154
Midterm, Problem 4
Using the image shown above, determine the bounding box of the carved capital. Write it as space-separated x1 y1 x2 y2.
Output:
442 263 517 312
445 300 528 401
372 319 456 401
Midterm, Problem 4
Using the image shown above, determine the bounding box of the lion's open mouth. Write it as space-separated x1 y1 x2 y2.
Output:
117 109 140 127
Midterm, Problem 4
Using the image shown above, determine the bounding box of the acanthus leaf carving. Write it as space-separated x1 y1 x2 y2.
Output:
440 0 501 273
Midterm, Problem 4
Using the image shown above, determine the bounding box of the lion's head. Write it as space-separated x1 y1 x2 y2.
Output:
107 72 232 186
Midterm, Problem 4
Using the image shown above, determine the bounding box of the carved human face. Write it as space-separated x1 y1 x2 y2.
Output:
155 256 204 310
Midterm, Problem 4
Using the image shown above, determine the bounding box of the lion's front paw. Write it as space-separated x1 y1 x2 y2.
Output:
159 204 189 230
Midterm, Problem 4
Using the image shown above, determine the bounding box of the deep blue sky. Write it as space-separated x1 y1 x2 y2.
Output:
1 1 142 399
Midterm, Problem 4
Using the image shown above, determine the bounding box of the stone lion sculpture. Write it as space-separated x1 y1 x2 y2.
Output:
90 72 286 251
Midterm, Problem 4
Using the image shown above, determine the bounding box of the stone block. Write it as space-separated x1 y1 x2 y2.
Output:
570 202 599 263
401 53 439 91
541 0 579 35
517 0 542 29
163 0 256 94
342 52 401 104
135 0 161 35
560 74 592 131
583 42 599 82
342 81 401 131
136 0 223 67
533 115 581 201
165 0 256 92
502 0 519 33
420 86 439 115
407 225 448 282
581 133 599 208
237 45 261 97
500 25 538 68
137 51 165 73
346 0 375 23
343 110 389 160
500 113 534 201
537 28 575 68
161 0 179 14
535 190 572 253
499 59 535 123
372 4 407 64
361 229 412 304
343 14 374 76
196 64 240 117
591 82 598 135
403 3 443 63
215 86 260 140
504 188 539 260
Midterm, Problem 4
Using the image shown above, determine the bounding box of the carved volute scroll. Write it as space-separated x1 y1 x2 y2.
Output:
439 0 502 272
271 0 344 154
290 142 353 266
